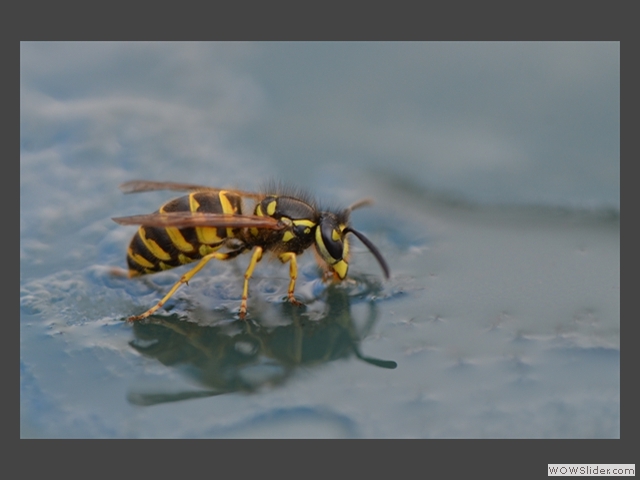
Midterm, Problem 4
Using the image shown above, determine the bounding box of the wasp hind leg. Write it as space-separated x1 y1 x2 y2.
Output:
279 252 303 308
128 251 237 322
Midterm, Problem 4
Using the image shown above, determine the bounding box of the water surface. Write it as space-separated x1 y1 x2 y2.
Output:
20 42 619 438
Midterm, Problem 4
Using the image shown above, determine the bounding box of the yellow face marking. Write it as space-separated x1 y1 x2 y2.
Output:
331 229 340 241
139 228 172 261
266 200 277 216
332 259 348 279
255 204 264 217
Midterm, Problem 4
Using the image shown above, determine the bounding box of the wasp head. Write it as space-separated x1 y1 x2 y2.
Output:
314 212 389 281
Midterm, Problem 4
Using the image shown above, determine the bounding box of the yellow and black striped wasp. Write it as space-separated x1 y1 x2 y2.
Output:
112 180 390 321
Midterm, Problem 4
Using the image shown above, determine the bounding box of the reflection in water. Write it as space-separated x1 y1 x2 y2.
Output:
127 278 397 406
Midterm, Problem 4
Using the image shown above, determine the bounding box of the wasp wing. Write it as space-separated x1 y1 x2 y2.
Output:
119 180 263 198
112 212 284 229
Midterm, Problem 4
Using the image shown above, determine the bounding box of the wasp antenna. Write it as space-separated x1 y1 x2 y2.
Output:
353 347 398 369
347 198 374 212
344 227 390 279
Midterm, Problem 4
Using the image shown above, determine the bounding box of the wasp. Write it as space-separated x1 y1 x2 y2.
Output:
112 180 389 321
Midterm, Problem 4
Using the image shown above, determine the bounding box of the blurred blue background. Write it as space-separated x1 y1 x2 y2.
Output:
20 42 619 438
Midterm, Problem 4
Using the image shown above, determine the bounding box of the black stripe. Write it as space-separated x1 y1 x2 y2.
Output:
146 226 189 267
127 254 149 275
161 195 192 212
129 193 249 275
192 192 224 213
190 193 229 240
127 231 158 272
159 195 206 254
225 192 244 213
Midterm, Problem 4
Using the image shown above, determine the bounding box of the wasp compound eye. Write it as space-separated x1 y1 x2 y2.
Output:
319 219 344 261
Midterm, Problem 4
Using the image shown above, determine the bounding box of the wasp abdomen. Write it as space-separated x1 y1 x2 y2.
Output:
126 191 243 276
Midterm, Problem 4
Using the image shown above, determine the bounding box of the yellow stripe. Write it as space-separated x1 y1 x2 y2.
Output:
251 205 262 235
139 228 171 261
128 248 155 268
219 191 235 213
293 219 315 235
197 227 223 244
189 192 223 245
158 202 195 253
219 191 236 238
293 219 315 228
166 227 195 252
189 193 200 212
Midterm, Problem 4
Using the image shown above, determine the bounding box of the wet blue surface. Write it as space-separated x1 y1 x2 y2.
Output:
20 42 619 438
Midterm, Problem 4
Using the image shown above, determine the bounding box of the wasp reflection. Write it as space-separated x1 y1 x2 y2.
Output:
126 278 397 406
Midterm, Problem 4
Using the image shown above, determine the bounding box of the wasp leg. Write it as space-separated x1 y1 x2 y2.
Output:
279 252 303 307
128 251 234 322
239 247 264 318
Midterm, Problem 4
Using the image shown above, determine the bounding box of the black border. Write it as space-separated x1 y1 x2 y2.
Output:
16 1 630 41
14 1 633 478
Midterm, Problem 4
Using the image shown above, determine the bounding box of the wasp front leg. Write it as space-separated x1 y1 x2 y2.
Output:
279 252 303 307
